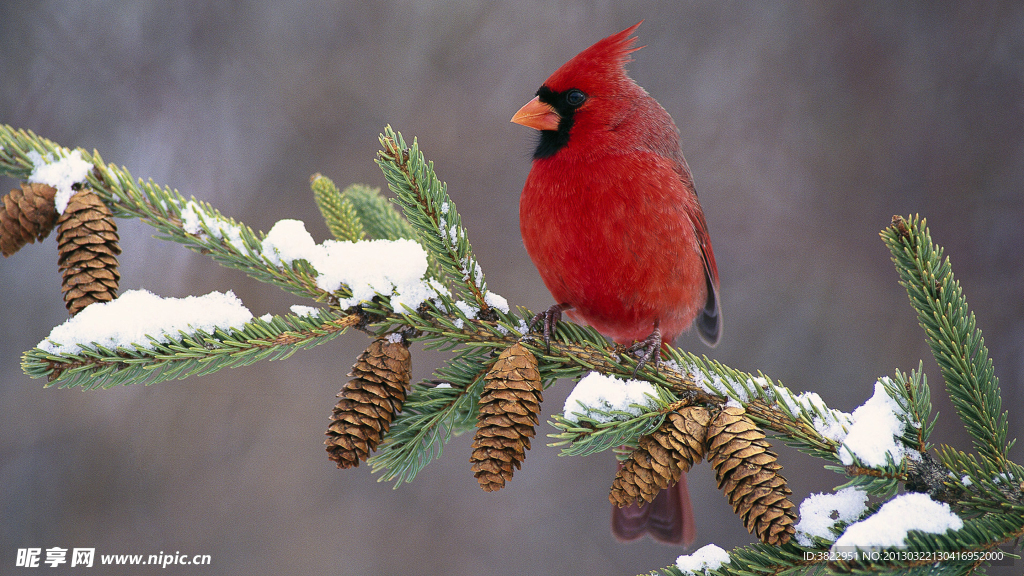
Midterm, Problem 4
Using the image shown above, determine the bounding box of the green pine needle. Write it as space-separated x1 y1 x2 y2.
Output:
21 309 357 389
881 215 1013 466
368 346 490 486
311 173 364 242
341 182 415 241
375 125 489 309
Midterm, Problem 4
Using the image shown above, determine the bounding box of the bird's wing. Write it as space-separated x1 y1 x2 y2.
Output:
691 204 721 346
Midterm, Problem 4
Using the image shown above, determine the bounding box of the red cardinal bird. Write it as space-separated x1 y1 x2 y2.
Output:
511 22 720 546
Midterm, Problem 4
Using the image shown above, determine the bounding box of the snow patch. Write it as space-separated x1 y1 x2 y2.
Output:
676 544 730 574
290 305 319 317
178 200 248 253
770 385 854 443
794 487 869 546
839 379 908 467
833 493 963 551
260 219 432 310
562 372 658 423
483 291 509 313
38 289 252 355
27 149 93 214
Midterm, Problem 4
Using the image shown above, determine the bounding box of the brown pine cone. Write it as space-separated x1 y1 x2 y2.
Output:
56 189 120 315
1 183 59 257
325 336 412 468
470 342 543 491
610 405 711 507
707 406 796 545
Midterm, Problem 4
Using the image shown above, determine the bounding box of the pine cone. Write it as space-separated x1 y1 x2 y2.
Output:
56 189 120 315
706 406 796 545
610 406 711 507
325 336 412 468
470 342 543 491
1 183 59 257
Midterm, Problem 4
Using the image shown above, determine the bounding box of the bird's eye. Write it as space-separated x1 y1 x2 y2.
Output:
565 89 587 107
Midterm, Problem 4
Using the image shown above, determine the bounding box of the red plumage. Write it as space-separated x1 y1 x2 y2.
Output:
512 22 721 546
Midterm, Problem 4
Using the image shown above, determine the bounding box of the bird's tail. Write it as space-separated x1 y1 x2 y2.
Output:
611 472 696 546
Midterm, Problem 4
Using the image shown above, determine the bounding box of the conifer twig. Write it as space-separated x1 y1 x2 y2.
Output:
881 215 1014 465
376 126 490 311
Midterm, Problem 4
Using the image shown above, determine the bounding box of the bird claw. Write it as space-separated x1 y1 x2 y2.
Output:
627 326 662 377
529 303 570 352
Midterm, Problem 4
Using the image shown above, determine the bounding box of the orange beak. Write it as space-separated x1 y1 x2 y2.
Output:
511 96 560 131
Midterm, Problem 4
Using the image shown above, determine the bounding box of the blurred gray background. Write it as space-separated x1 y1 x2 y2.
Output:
2 2 1022 575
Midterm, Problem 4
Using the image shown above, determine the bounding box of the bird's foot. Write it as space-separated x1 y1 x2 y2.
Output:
626 326 662 377
529 303 571 352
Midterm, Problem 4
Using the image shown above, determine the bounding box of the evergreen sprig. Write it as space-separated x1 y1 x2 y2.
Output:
881 215 1012 465
0 126 55 180
375 125 489 310
23 310 359 389
890 363 938 452
549 402 669 459
312 174 364 242
3 123 1023 575
0 127 332 302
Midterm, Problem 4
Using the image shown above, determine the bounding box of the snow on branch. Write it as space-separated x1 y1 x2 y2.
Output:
38 289 253 356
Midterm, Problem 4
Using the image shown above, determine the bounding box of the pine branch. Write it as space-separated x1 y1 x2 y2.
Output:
881 215 1012 465
88 154 340 301
0 125 54 180
375 125 489 310
23 310 360 389
937 445 1024 514
832 460 907 499
1 125 332 302
549 407 667 459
